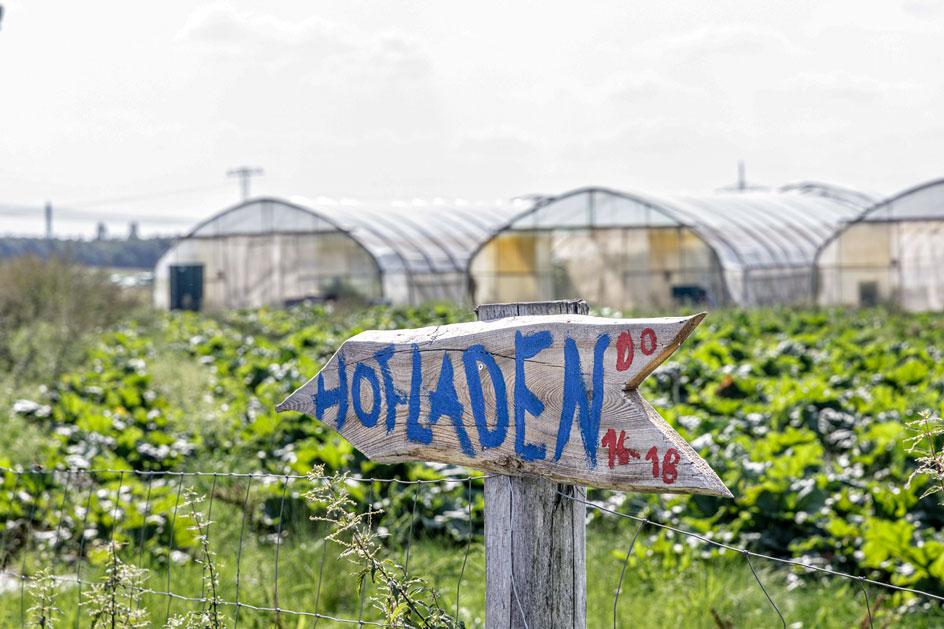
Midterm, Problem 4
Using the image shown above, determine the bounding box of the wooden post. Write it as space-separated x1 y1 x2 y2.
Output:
479 300 588 629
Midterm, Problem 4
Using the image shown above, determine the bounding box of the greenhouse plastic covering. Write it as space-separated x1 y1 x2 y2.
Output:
166 197 527 306
816 178 944 312
325 200 527 303
486 187 870 306
854 178 944 222
778 181 877 210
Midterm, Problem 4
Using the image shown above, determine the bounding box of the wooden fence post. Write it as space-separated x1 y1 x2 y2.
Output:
478 300 588 629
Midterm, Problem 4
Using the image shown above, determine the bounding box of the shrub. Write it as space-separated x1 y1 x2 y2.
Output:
0 256 137 382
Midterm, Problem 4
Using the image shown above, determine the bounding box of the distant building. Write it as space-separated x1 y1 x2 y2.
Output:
816 178 944 311
153 197 523 311
468 184 873 310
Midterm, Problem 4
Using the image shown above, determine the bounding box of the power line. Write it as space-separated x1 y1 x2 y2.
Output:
64 183 231 208
0 203 194 225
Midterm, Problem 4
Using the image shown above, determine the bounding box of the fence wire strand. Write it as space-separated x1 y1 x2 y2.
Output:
136 474 154 574
73 476 95 629
0 465 942 627
273 474 290 626
18 472 42 626
199 473 218 610
612 519 646 629
507 475 530 629
233 474 254 628
455 477 473 622
357 481 376 627
313 531 329 628
0 472 20 574
403 484 419 578
163 474 185 625
744 550 786 628
556 488 944 605
860 577 874 629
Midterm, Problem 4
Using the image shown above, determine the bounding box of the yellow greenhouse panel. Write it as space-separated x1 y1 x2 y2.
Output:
647 228 684 272
678 228 715 270
495 233 539 274
838 223 892 267
494 273 545 303
621 230 651 272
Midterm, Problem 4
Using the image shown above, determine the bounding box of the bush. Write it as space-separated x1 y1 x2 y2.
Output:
0 256 137 382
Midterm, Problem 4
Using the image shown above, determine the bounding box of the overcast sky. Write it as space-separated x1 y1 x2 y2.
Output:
2 1 943 236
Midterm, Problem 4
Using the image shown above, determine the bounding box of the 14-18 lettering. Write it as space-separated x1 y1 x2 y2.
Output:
600 428 679 484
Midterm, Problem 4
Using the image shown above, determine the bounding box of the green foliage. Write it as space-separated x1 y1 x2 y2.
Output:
622 307 944 596
306 465 460 628
0 256 137 383
3 303 479 577
167 489 226 629
26 570 61 629
907 411 944 503
81 543 150 628
4 302 944 609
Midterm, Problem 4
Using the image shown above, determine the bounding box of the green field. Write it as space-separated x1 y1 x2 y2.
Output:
1 289 944 626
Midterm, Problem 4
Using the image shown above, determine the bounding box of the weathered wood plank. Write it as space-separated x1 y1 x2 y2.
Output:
481 300 586 629
277 311 728 496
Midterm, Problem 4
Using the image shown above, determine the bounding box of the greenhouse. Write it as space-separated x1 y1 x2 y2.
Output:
154 197 523 310
468 186 871 310
816 178 944 311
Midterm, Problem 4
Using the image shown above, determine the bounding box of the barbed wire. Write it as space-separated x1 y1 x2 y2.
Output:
0 465 941 628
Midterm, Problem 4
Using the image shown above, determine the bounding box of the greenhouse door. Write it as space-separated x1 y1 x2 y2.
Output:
671 284 708 305
169 265 204 311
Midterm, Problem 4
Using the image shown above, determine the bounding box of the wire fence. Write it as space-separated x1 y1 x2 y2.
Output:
0 465 942 628
0 466 493 628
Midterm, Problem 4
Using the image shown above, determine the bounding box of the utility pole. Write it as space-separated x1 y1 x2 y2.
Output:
717 160 765 193
227 166 264 201
44 201 52 239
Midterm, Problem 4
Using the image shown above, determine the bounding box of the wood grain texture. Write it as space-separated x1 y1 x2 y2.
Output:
481 300 586 629
278 308 729 497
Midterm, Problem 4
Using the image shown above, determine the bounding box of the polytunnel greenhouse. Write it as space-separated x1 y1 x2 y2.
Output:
153 197 523 310
816 178 944 311
468 186 872 310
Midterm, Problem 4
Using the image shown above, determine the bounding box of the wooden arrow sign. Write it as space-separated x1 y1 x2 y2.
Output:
278 313 730 497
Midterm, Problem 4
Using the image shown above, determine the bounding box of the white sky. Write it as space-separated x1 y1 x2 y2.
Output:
2 1 944 237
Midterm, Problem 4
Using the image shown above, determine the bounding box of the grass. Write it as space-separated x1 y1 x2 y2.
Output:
0 267 942 627
2 495 942 628
0 376 54 470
